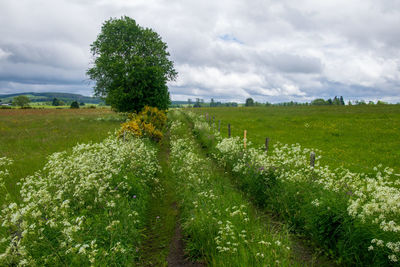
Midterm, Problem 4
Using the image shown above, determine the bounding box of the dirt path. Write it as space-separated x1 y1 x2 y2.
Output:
138 132 205 266
167 203 205 267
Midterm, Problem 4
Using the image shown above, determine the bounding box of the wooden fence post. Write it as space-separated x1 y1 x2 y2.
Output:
218 120 221 132
228 123 231 137
265 137 270 153
244 130 247 149
310 152 315 167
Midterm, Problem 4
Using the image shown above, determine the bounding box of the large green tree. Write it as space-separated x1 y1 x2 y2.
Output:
87 16 177 112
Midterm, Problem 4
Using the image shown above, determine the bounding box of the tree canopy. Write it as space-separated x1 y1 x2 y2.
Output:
87 16 177 112
245 98 254 107
12 95 30 108
70 101 79 109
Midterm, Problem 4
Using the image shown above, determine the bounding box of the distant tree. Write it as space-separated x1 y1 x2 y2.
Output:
70 101 80 109
333 96 341 105
225 102 238 107
210 98 215 107
368 101 375 105
12 95 30 108
52 98 60 106
52 98 66 106
188 98 192 107
193 98 201 108
340 96 345 105
87 16 177 112
348 101 352 106
245 98 254 107
311 98 326 105
80 102 85 106
377 100 387 105
327 98 333 105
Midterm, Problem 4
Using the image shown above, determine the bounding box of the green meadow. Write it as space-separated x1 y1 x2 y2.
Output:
0 108 122 204
190 105 400 174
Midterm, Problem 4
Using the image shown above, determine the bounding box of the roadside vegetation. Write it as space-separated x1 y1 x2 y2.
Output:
186 110 399 266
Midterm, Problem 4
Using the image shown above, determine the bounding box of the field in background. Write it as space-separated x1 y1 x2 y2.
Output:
190 105 400 174
0 108 123 204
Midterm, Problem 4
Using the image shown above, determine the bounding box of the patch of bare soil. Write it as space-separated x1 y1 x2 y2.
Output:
167 203 205 267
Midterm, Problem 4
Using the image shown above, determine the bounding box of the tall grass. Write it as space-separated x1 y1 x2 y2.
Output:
186 111 400 266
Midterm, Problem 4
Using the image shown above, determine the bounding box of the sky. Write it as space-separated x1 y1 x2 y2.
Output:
0 0 399 103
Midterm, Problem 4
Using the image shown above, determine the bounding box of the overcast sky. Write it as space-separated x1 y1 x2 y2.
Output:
0 0 399 103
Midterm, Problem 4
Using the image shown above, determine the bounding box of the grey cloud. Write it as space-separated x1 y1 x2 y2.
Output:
0 61 85 85
0 81 91 96
2 43 87 70
260 53 323 74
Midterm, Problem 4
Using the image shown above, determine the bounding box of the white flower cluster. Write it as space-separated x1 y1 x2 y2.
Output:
0 135 160 265
0 157 13 195
187 111 400 263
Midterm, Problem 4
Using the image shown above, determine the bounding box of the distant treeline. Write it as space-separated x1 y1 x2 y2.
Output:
169 96 395 108
170 98 238 108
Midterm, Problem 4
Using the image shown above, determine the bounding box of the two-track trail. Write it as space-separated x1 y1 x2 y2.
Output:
138 130 204 266
138 112 336 266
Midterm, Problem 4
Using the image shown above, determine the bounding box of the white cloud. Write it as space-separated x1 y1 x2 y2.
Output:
0 48 11 61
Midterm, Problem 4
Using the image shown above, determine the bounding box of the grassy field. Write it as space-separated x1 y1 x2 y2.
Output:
0 108 123 204
189 105 400 174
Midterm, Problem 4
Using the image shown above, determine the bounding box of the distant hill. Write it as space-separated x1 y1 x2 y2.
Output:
0 92 103 104
171 101 189 105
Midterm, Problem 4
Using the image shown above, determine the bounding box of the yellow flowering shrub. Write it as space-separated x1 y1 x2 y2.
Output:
118 120 142 138
118 106 166 142
138 106 167 130
141 122 163 142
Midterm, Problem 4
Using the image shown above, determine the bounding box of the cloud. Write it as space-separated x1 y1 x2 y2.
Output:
0 0 399 102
